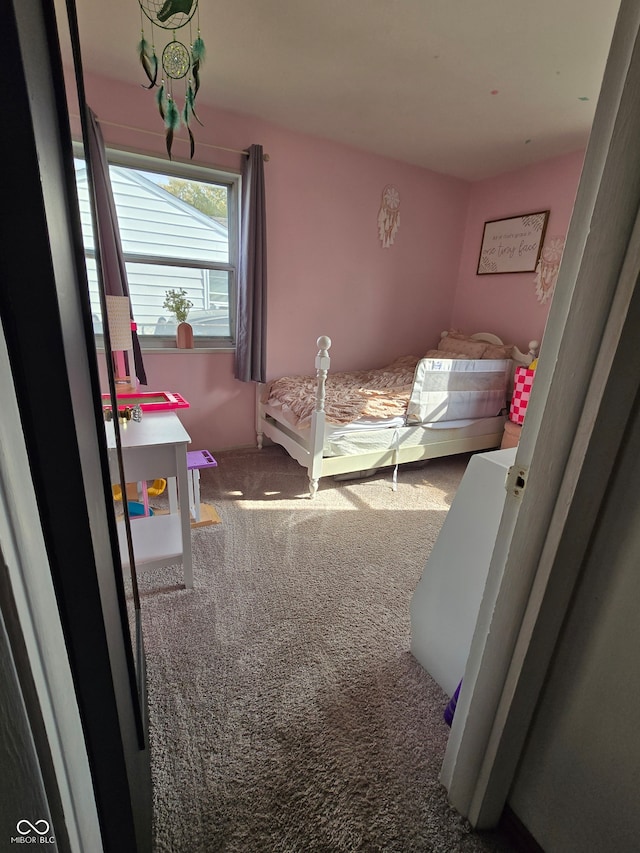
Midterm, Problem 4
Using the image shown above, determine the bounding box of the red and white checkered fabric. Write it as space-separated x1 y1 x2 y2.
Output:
509 367 535 425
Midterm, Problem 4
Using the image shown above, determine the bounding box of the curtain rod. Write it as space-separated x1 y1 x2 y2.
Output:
69 114 270 161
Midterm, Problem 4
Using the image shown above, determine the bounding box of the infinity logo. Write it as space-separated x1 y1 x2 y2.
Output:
16 820 50 836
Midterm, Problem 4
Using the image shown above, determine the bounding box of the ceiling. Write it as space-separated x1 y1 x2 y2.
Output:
57 0 621 181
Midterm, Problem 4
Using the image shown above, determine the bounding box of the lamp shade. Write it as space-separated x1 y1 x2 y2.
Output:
105 295 133 352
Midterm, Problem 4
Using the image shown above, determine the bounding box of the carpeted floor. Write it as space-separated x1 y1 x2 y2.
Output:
137 446 517 852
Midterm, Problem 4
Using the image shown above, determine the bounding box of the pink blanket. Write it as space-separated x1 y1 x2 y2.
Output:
266 355 419 426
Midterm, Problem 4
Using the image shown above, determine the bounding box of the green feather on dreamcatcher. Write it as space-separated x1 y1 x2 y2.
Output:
155 82 166 121
190 33 205 97
136 0 205 160
164 93 181 160
137 33 158 88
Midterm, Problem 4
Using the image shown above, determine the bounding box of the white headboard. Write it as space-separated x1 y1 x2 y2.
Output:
469 332 539 367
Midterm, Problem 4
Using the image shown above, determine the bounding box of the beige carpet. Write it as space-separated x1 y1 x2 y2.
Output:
138 447 515 852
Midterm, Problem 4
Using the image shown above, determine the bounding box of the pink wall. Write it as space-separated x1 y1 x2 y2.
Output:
452 150 586 350
71 72 470 450
70 73 586 451
265 129 470 376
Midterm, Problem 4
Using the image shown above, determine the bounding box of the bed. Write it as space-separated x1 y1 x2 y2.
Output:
257 331 538 497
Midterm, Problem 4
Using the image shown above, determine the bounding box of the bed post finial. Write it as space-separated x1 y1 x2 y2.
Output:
317 335 331 355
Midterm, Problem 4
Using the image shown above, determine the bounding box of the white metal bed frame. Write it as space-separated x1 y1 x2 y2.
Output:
257 332 538 497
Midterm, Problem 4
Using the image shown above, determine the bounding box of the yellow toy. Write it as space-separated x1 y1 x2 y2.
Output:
147 478 167 497
112 478 166 501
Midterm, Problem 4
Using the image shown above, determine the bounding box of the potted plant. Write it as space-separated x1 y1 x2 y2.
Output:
163 288 194 348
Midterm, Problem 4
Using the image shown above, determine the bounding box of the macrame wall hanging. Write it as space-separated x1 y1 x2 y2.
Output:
533 235 565 304
137 0 205 160
378 185 400 248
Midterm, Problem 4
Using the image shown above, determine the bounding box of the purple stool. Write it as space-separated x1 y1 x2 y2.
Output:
186 450 217 522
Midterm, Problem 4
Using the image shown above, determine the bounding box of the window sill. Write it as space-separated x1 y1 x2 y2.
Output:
141 346 235 354
94 345 235 354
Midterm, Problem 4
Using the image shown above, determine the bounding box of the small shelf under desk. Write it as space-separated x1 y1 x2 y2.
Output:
106 411 193 588
117 513 183 571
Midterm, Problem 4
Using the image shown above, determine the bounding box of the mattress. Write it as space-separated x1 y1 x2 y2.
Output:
323 416 505 457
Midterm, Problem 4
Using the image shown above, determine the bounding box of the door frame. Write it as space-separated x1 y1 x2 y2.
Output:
1 1 151 849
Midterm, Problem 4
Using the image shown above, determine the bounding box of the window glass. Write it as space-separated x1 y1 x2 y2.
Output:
74 152 238 348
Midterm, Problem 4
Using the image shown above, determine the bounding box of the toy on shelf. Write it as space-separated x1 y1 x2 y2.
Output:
103 404 142 423
146 479 167 497
127 501 154 517
112 478 166 518
101 390 190 414
112 483 138 503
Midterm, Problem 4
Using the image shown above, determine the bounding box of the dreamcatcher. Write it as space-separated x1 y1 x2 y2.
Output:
137 0 205 160
377 185 400 248
533 236 565 304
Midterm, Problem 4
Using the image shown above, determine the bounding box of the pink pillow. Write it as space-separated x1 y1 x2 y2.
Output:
482 343 513 359
438 335 489 358
424 349 467 359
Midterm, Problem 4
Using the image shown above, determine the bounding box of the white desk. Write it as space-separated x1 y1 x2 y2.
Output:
106 411 193 588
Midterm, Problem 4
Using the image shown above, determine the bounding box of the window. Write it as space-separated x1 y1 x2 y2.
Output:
74 148 239 348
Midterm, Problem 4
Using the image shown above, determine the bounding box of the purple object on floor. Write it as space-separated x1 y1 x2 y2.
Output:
187 449 218 470
444 680 462 727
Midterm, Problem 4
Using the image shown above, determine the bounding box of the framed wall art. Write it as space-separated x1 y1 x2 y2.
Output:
477 210 549 275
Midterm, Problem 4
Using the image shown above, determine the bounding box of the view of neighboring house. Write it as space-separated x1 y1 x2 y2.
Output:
73 162 231 336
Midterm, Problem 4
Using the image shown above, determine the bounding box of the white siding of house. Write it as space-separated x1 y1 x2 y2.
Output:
110 168 228 263
74 164 230 334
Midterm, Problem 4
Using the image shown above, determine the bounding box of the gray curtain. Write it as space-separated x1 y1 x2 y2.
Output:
85 107 147 385
235 144 267 382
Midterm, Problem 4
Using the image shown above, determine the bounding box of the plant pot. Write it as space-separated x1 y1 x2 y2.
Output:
176 321 194 349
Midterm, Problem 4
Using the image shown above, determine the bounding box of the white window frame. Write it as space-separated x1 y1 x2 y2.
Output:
77 144 240 351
